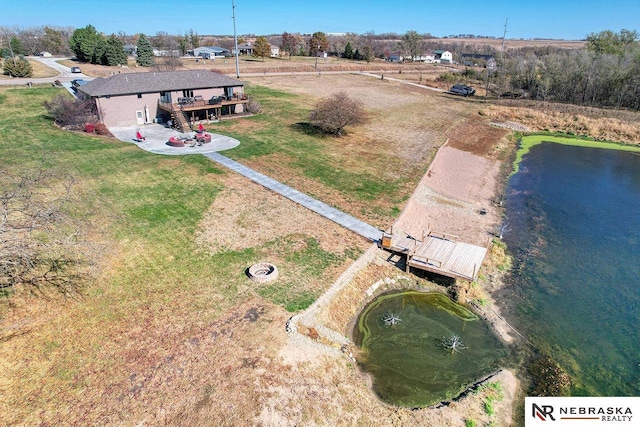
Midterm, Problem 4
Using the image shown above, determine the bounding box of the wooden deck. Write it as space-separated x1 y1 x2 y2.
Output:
157 96 249 132
383 230 488 281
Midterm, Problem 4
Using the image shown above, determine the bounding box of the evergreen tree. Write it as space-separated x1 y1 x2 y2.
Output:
102 35 127 66
136 34 155 67
343 42 354 59
3 55 33 77
69 25 101 62
9 37 25 56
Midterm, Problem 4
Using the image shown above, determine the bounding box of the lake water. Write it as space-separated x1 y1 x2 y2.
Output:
499 142 640 395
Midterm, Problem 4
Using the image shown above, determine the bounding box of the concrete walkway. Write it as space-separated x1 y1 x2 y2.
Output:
204 152 383 243
109 125 381 242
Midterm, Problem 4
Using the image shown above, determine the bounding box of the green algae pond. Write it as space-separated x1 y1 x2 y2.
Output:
353 291 508 407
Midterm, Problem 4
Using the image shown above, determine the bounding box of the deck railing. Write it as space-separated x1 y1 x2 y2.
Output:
158 94 248 111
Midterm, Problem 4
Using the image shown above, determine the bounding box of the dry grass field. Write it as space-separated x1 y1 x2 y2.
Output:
430 37 585 50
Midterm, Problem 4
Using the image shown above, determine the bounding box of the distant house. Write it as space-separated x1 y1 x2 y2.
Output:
415 52 436 63
460 53 497 69
153 49 181 57
77 70 247 128
235 42 254 56
191 46 229 59
234 42 280 57
386 52 436 62
123 44 137 56
433 50 453 63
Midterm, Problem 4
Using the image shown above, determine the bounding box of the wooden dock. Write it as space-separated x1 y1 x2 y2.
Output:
382 230 488 281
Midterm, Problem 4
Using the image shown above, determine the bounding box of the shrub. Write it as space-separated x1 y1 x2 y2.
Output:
245 96 262 114
437 72 457 83
94 123 112 136
309 91 368 136
43 94 100 130
484 400 495 416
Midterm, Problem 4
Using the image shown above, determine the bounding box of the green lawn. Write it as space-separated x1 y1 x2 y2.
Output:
0 85 372 315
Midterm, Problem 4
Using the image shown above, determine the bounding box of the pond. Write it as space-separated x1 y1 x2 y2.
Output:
499 138 640 395
353 290 508 407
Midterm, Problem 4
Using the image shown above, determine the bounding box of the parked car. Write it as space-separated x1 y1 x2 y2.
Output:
70 66 82 73
71 79 87 88
449 84 476 97
70 79 87 91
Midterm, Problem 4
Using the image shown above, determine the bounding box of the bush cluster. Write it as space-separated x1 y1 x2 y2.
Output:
43 94 100 130
309 91 368 136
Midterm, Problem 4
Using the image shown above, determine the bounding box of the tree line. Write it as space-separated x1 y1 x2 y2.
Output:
2 24 639 110
494 30 640 110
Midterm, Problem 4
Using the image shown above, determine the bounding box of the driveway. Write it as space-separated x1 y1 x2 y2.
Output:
109 124 240 155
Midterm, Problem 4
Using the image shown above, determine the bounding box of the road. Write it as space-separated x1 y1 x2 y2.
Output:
1 58 449 95
0 56 90 86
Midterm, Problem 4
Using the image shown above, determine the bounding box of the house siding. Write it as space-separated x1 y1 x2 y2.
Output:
80 70 245 127
96 87 244 127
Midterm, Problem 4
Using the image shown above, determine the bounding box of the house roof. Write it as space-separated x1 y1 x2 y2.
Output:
78 70 243 97
194 46 229 53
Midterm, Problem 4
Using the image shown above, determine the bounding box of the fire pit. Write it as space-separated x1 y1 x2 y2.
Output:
247 262 278 283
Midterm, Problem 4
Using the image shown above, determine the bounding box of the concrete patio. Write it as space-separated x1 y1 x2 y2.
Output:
109 124 240 155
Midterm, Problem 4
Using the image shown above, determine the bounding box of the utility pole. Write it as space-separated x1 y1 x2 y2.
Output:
232 0 240 78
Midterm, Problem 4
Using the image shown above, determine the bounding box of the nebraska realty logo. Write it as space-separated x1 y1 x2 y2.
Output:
525 397 639 426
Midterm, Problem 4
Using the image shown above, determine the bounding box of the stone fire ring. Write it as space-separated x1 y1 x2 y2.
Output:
248 262 279 283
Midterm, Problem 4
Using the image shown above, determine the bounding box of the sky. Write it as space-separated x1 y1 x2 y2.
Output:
2 0 639 41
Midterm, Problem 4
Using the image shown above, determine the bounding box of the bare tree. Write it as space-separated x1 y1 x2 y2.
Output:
0 166 94 295
400 30 425 61
153 54 183 71
309 91 368 136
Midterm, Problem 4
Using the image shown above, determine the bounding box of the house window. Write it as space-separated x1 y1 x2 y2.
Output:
137 93 142 99
160 91 172 104
182 90 194 98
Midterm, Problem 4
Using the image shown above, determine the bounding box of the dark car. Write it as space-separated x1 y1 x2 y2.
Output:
449 84 476 97
70 66 82 73
71 79 87 87
70 79 87 91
